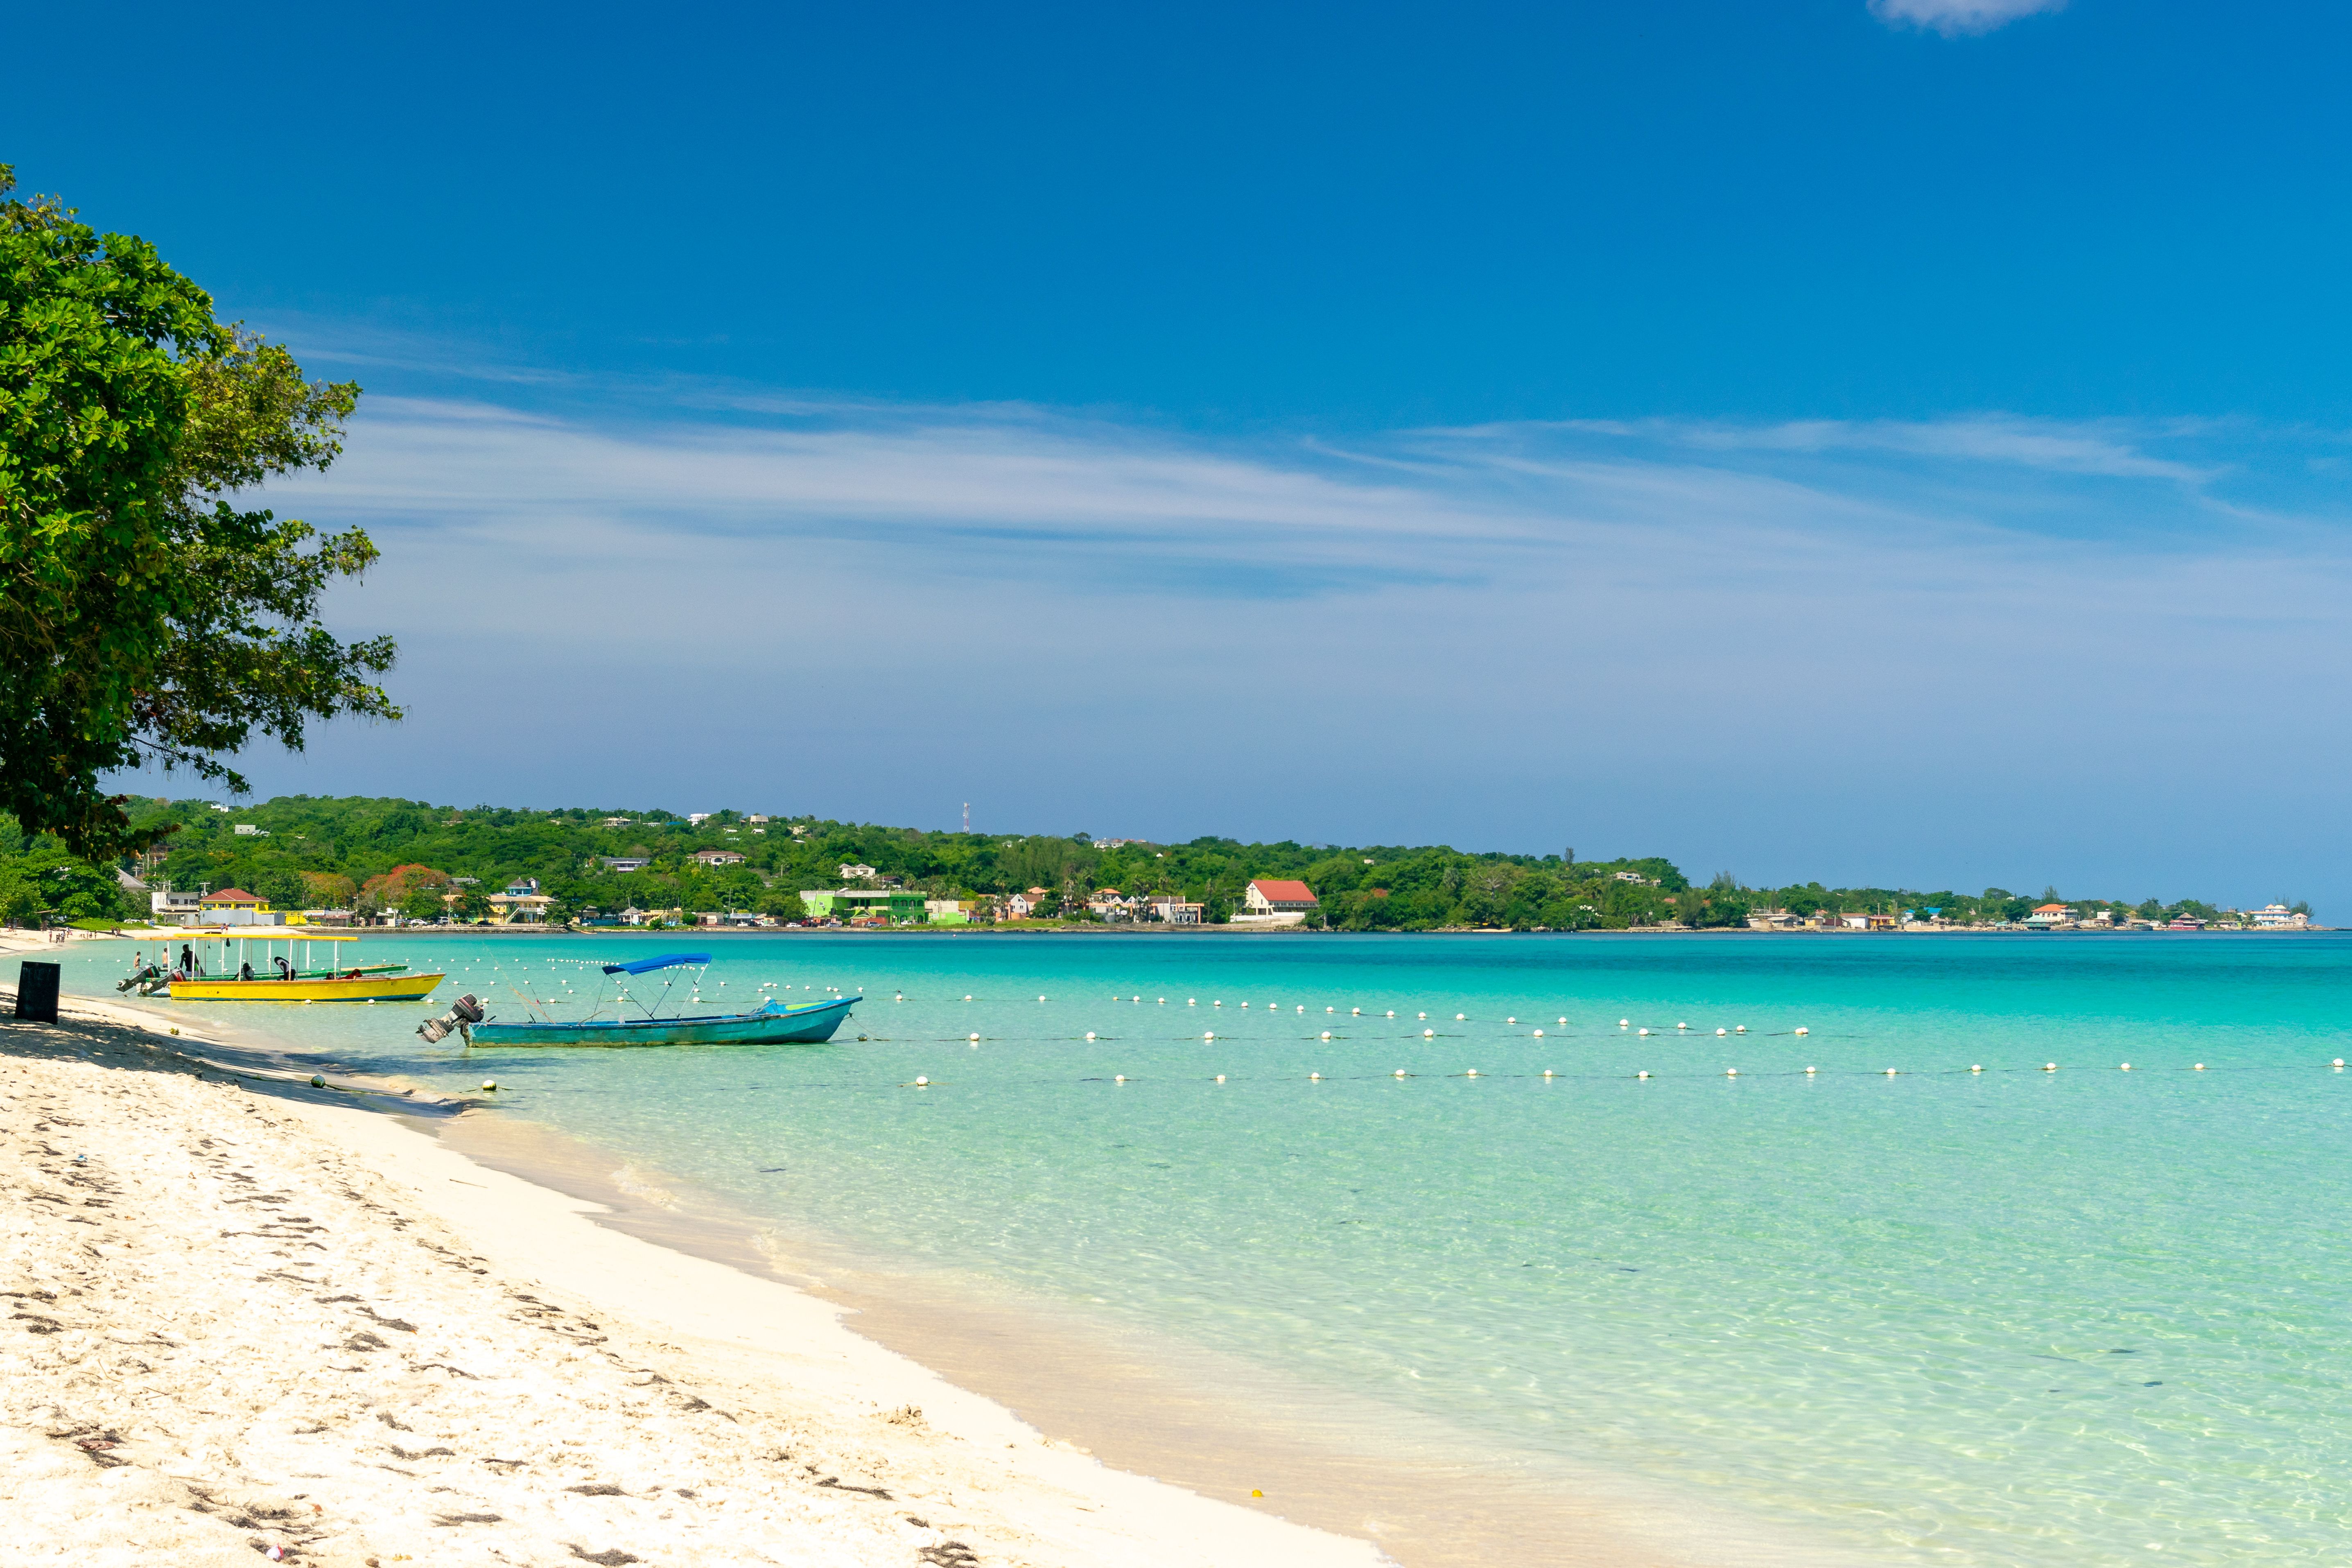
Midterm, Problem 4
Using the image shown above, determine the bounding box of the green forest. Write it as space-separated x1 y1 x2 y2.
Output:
0 795 2300 933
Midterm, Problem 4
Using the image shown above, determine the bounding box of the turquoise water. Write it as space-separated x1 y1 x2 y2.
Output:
55 932 2352 1563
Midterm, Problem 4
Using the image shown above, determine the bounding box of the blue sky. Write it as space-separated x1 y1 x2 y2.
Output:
10 1 2352 909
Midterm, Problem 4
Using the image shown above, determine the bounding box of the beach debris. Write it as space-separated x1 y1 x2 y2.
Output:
566 1550 641 1566
917 1544 981 1567
311 1075 326 1087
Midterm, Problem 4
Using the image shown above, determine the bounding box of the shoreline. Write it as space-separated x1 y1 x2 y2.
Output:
10 968 1850 1568
3 985 1388 1568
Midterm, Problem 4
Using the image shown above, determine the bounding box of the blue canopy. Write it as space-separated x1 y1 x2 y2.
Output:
602 952 712 976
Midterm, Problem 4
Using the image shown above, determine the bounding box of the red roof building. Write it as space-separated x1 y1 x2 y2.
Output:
199 888 263 907
1244 879 1319 913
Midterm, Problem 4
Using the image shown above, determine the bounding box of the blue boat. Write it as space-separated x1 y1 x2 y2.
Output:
437 952 862 1048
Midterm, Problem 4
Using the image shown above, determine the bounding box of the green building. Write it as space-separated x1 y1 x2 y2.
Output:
800 888 927 921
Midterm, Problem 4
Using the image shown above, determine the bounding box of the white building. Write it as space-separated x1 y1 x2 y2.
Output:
838 863 878 882
2024 903 2076 927
1231 879 1318 929
2251 903 2310 928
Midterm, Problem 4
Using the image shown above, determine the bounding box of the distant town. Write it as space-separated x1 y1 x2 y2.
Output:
0 795 2317 934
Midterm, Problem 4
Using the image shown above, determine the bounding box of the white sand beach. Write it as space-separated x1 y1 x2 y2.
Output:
0 987 1387 1568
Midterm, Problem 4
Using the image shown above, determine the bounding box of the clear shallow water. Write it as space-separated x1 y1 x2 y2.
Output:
56 932 2352 1564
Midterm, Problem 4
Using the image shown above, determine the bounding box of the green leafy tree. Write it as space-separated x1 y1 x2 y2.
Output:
398 887 445 924
0 167 397 860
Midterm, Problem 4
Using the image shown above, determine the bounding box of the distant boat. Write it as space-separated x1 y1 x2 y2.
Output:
133 931 444 1002
438 951 861 1048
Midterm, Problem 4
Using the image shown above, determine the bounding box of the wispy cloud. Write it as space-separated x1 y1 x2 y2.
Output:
197 363 2352 912
1868 0 2067 38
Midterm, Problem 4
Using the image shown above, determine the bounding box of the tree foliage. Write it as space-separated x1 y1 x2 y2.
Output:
0 167 397 860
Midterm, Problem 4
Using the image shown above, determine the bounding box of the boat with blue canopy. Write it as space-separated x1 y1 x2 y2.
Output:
419 951 860 1047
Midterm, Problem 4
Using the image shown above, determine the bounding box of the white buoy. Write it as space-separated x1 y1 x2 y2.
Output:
1543 1068 1554 1078
915 1075 929 1086
1310 1072 1321 1080
1159 998 1166 1003
1884 1068 1897 1076
1423 1028 1435 1037
1794 1027 1809 1037
1085 1032 1096 1041
1204 1030 1216 1039
1242 1001 1250 1008
1726 1067 1738 1076
1386 1010 1396 1018
1038 994 1046 1001
1189 998 1197 1005
963 994 973 1000
1715 1028 1727 1036
1533 1029 1543 1038
1507 1017 1516 1024
1805 1065 1817 1074
1970 1064 1983 1073
1419 1012 1428 1020
1297 1005 1305 1014
1466 1069 1479 1077
481 1079 497 1091
1114 1074 1125 1083
1557 1016 1566 1024
2194 1063 2205 1071
1619 1018 1629 1028
1638 1027 1651 1036
1677 1021 1688 1030
1735 1025 1746 1033
2336 1059 2346 1068
1394 1069 1406 1078
2044 1063 2058 1071
1637 1070 1650 1078
1216 1074 1225 1083
2119 1062 2131 1071
1321 1031 1332 1040
1352 1007 1361 1015
1326 1006 1335 1013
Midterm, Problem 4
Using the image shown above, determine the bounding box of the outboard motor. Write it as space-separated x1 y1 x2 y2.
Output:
418 993 486 1045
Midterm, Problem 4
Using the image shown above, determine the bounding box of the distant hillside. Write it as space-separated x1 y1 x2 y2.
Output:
17 795 2256 932
0 795 2287 931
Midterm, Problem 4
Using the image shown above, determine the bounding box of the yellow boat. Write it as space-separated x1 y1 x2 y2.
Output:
141 931 446 1003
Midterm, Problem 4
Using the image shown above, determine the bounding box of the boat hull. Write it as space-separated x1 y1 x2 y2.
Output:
170 972 447 1002
467 996 859 1047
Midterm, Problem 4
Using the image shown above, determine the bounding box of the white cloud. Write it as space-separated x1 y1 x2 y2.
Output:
183 384 2352 912
1868 0 2067 37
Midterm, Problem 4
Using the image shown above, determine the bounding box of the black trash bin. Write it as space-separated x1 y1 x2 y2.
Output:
15 960 61 1023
